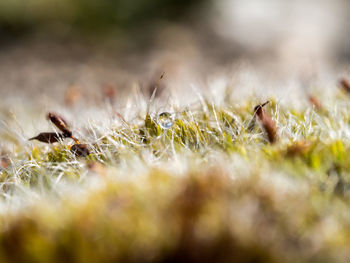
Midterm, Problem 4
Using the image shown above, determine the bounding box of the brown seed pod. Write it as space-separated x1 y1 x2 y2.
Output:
308 95 322 109
286 140 310 157
71 144 90 157
247 101 269 132
103 84 117 103
29 132 66 144
0 151 10 168
253 101 278 143
65 85 81 106
340 78 350 94
260 114 277 144
254 101 270 118
87 161 106 176
47 112 72 137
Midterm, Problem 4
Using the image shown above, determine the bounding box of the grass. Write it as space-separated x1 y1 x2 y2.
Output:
1 83 350 262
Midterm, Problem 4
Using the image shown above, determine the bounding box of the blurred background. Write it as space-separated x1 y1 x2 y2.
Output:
0 0 349 105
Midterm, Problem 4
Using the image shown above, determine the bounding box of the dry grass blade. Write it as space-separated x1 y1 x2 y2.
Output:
146 71 166 98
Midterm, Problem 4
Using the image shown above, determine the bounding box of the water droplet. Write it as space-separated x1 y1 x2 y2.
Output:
158 112 174 129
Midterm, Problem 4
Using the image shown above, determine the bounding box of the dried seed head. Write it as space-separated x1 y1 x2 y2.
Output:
65 85 81 106
71 144 90 157
29 132 66 144
254 101 269 119
308 95 322 109
47 112 69 127
0 151 10 168
87 161 106 176
103 84 117 103
253 101 277 143
340 78 350 94
261 114 277 144
286 140 310 157
247 101 270 131
47 112 72 137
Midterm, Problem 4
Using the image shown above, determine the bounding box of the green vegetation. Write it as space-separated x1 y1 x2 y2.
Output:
2 87 350 262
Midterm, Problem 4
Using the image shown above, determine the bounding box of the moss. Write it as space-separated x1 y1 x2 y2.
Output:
3 93 350 262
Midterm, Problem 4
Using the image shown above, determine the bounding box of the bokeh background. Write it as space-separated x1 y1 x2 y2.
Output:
0 0 349 105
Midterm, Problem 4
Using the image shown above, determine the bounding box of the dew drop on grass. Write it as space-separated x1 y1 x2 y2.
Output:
158 112 174 129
